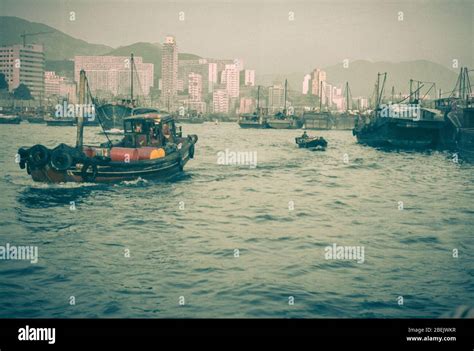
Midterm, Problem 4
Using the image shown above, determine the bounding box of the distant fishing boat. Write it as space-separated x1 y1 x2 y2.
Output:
333 82 357 130
45 117 75 126
176 115 205 124
238 85 269 128
17 70 198 183
25 116 45 124
302 111 333 130
267 79 301 129
95 53 153 130
302 80 334 130
0 114 21 124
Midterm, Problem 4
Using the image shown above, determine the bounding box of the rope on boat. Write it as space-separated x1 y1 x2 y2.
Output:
85 76 112 145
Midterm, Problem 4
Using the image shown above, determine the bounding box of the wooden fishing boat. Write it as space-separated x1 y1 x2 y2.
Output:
353 73 445 149
266 79 302 129
238 86 269 129
17 70 198 183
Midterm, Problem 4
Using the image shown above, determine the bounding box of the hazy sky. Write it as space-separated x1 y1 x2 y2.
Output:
1 0 473 74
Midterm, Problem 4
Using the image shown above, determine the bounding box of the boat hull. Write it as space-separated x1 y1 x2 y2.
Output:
0 116 21 124
46 119 76 126
302 113 333 130
458 128 474 162
19 136 198 184
267 119 299 129
354 117 444 149
238 121 268 129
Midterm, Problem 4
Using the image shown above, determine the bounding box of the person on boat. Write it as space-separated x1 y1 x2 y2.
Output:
301 131 308 139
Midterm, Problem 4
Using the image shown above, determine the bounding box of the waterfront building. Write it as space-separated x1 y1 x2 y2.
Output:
74 55 154 97
161 35 178 107
213 89 229 113
0 44 45 98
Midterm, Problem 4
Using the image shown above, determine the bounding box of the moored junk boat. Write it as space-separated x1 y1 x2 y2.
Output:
302 79 334 130
267 112 301 129
333 82 357 130
302 110 333 130
176 111 205 124
94 53 149 130
238 85 269 128
45 117 76 126
266 79 302 129
0 113 21 124
17 70 198 183
25 116 45 124
353 73 445 149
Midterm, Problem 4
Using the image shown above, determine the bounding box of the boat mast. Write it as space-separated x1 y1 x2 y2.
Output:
284 79 288 115
257 85 260 112
345 82 349 112
130 53 134 106
375 74 380 108
319 80 323 112
409 79 413 103
76 69 86 149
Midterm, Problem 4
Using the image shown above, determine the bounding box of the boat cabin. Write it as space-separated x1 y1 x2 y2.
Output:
122 113 182 148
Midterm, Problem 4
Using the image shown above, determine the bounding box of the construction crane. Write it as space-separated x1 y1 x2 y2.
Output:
20 31 53 46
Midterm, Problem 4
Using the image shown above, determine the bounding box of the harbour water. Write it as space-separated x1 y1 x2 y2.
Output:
0 122 473 318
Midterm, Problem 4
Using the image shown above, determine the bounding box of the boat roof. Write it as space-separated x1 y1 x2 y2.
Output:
124 113 173 123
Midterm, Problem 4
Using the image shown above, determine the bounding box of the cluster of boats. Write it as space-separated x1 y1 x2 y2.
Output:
8 61 474 184
352 69 473 162
238 80 358 131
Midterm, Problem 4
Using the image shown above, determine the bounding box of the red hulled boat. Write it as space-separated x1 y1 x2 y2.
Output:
17 70 198 183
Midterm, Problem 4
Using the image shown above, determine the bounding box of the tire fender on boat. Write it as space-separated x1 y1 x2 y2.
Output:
81 161 98 182
50 147 74 171
189 144 195 159
27 144 50 168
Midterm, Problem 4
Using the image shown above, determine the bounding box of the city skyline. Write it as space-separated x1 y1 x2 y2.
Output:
1 0 472 74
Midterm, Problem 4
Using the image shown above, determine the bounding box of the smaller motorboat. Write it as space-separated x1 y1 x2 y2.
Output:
295 133 328 151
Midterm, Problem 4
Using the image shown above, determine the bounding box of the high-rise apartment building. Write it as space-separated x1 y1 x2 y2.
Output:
213 89 229 113
161 35 178 107
74 56 154 97
0 44 45 98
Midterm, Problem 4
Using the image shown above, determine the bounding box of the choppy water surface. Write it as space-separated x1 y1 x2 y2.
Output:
0 122 473 318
